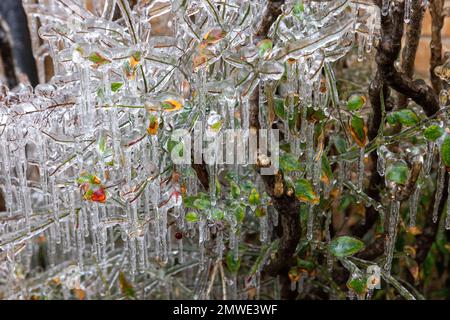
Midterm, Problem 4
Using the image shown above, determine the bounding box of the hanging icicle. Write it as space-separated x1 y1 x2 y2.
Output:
384 200 400 274
409 185 421 228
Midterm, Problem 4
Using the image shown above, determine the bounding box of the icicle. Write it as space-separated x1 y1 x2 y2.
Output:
325 211 334 272
357 35 365 62
136 236 145 272
424 141 435 177
384 200 400 274
306 123 315 180
382 0 390 16
259 214 268 243
49 176 61 244
409 185 421 228
129 239 137 277
357 148 365 191
255 271 261 299
160 207 168 263
300 106 308 143
17 147 32 232
432 164 446 223
306 204 314 241
313 156 322 188
0 143 14 215
404 0 411 23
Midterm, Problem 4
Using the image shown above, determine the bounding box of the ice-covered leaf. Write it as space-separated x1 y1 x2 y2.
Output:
111 82 123 92
258 39 273 58
226 251 240 273
294 179 319 204
350 115 367 147
88 52 111 67
328 236 365 258
387 109 419 126
346 94 366 111
248 188 261 206
193 198 211 210
441 132 450 170
186 211 199 223
386 161 409 185
280 153 302 172
424 124 444 141
274 98 286 119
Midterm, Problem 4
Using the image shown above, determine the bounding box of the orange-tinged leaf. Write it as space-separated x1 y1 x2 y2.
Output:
88 52 111 68
295 179 319 204
407 226 422 235
202 28 226 45
91 188 106 203
147 116 159 135
193 54 209 72
91 175 101 185
161 99 183 112
72 288 86 300
119 272 135 298
349 116 367 147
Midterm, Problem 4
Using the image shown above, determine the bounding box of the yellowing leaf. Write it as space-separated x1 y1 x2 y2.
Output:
88 52 111 68
294 179 319 204
119 272 135 298
161 99 183 112
147 115 159 135
202 28 226 45
349 115 367 147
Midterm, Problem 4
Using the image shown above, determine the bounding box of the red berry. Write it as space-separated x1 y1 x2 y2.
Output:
175 232 183 240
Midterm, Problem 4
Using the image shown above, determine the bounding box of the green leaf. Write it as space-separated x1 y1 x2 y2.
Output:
321 154 333 183
98 135 106 154
328 236 365 258
387 109 419 126
234 205 245 223
333 135 347 154
193 198 211 210
111 82 123 92
386 161 409 185
280 153 302 172
183 195 198 209
230 181 241 199
441 132 450 169
294 178 319 204
185 211 199 223
293 1 305 18
258 39 273 58
274 98 286 119
350 115 367 147
88 52 111 66
255 206 266 217
306 105 326 122
347 276 368 295
211 208 224 220
296 258 315 272
424 124 444 141
347 94 366 111
248 188 261 206
241 180 255 193
226 251 240 273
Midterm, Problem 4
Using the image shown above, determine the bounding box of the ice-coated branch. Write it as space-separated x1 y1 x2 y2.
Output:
375 1 439 116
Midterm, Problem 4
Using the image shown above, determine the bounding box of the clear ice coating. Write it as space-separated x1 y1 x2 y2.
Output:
0 0 383 299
